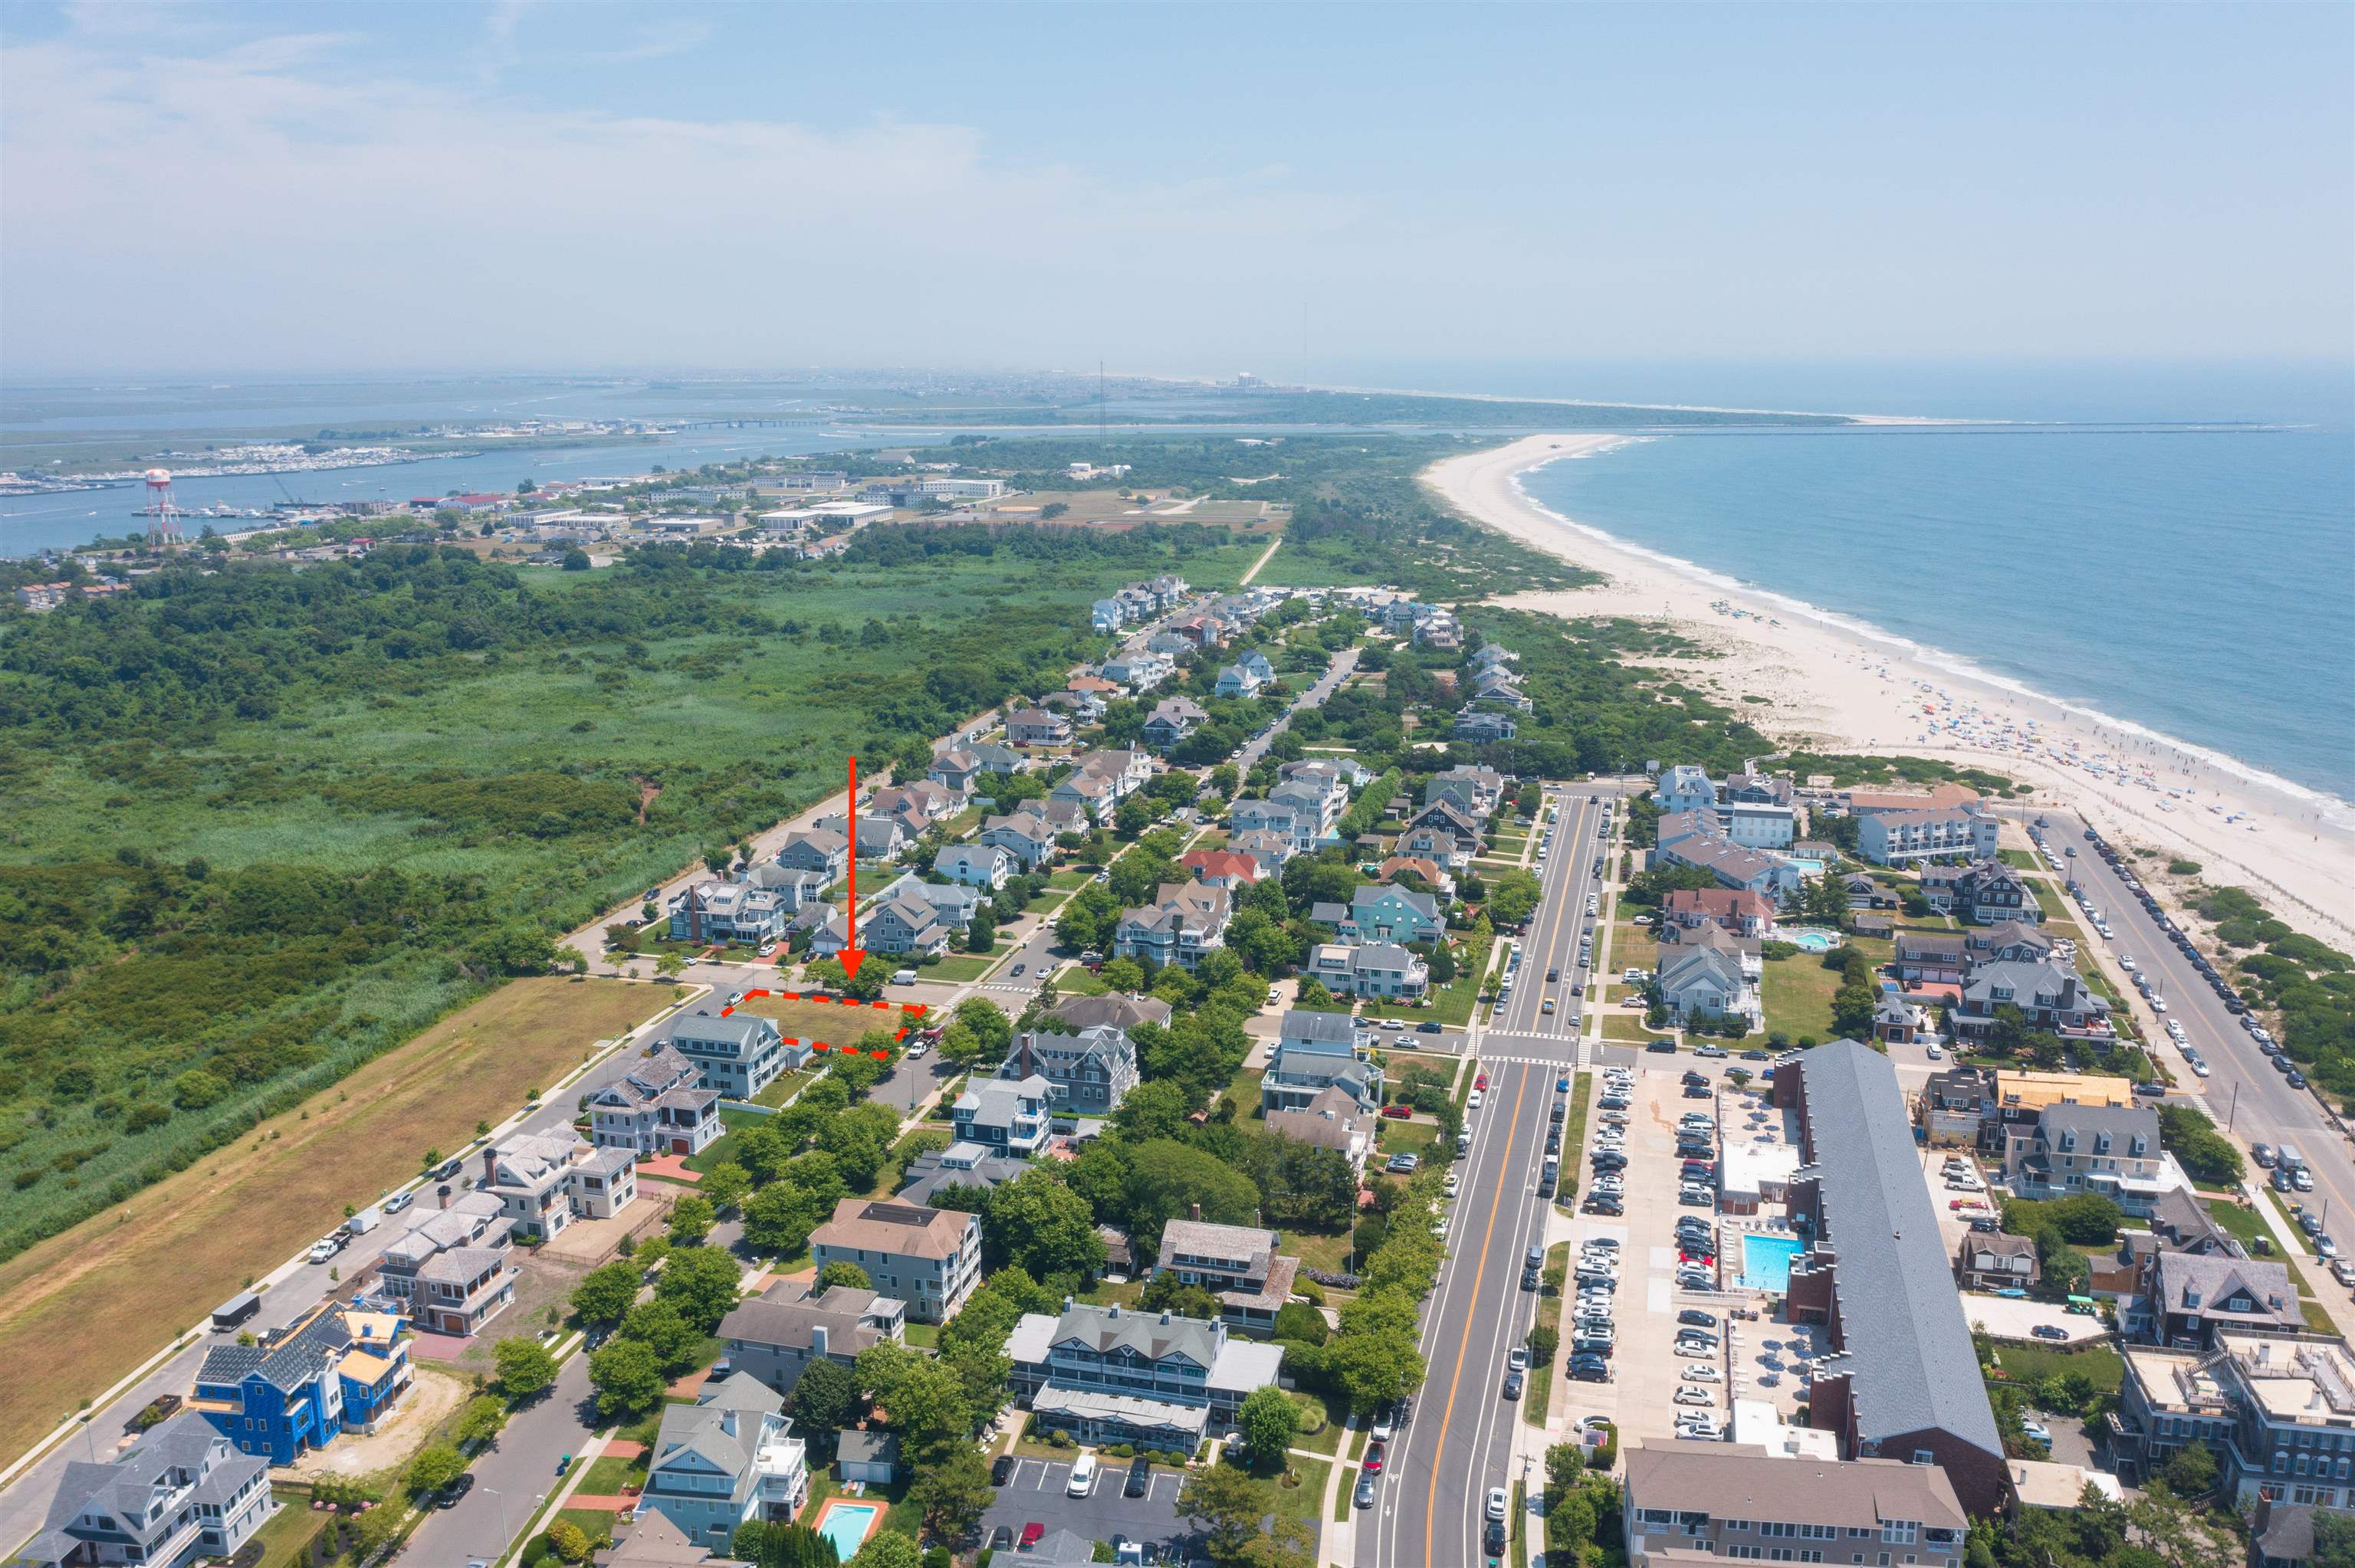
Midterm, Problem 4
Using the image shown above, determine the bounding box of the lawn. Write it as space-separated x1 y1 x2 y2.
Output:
1362 940 1486 1027
1289 1228 1358 1277
1762 953 1843 1042
2204 1198 2273 1250
1046 869 1092 891
1982 1339 2124 1396
918 954 997 982
550 1507 622 1551
1527 1240 1570 1427
249 1497 327 1568
749 1067 818 1108
1559 1073 1591 1200
902 1321 940 1349
0 976 663 1461
1611 920 1657 970
1290 1389 1352 1456
682 1106 769 1174
1256 1453 1331 1527
1600 1015 1673 1046
578 1452 647 1497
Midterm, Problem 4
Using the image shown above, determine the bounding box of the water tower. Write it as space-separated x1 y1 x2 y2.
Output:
143 468 183 545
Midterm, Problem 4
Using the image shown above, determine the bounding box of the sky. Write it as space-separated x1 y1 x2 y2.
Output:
2 1 2350 383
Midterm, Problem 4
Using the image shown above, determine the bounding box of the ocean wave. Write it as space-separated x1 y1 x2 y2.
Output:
1507 452 2355 827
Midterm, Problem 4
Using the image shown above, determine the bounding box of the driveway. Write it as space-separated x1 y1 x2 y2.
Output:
976 1455 1192 1557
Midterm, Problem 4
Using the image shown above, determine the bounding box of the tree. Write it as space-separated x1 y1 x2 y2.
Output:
656 1242 746 1333
668 1192 717 1245
1123 1138 1263 1239
347 1497 407 1560
571 1260 643 1329
984 1169 1107 1281
589 1337 666 1420
1115 793 1155 838
2159 1436 2216 1497
561 548 592 572
1141 1271 1223 1322
1484 869 1542 928
816 1260 872 1291
1108 1079 1193 1143
621 1299 704 1374
1542 1442 1585 1507
786 1355 862 1438
493 1336 558 1402
455 1393 506 1446
1829 982 1878 1042
849 1534 921 1568
1237 1384 1300 1461
1271 1301 1329 1345
1526 1324 1559 1366
954 998 1012 1060
905 1435 997 1541
405 1442 467 1496
744 1180 829 1258
700 1161 752 1214
872 1355 967 1446
2314 1513 2355 1568
1180 1464 1283 1567
2035 1228 2091 1295
546 1519 593 1563
1328 1288 1427 1412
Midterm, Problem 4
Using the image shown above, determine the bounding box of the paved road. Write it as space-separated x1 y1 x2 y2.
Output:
2017 808 2355 1307
1358 784 1629 1568
399 1347 599 1566
1235 647 1360 774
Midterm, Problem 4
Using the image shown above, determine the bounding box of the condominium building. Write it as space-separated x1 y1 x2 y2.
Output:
2113 1331 2355 1514
808 1199 982 1324
1007 1301 1283 1449
1621 1445 1968 1566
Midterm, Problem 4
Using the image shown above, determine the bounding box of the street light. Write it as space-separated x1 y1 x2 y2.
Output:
484 1488 510 1564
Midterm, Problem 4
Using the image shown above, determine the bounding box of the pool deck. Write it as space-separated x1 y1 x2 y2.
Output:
807 1496 882 1557
1738 1232 1804 1293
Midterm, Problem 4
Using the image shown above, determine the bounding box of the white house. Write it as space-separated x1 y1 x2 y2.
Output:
934 844 1013 889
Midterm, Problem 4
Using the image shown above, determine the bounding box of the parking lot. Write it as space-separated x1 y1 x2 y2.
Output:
1956 1293 2107 1344
1568 1060 1749 1446
975 1455 1192 1559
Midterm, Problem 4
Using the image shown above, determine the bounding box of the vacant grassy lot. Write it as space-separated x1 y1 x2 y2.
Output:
734 993 915 1050
0 976 659 1460
1982 1338 2124 1395
1762 953 1842 1042
1611 920 1657 969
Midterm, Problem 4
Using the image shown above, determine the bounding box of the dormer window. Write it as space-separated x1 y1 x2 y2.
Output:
2058 1130 2077 1153
2094 1133 2111 1156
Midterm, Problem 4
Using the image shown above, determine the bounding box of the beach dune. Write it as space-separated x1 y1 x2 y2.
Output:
1425 434 2355 953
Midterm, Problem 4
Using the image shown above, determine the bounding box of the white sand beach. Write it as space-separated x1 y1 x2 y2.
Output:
1425 434 2355 952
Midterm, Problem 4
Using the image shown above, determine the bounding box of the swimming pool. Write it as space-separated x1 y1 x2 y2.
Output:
1739 1233 1805 1292
813 1501 882 1560
1785 858 1828 877
1785 929 1841 953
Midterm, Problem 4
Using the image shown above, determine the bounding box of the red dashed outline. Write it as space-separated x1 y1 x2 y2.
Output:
714 990 930 1058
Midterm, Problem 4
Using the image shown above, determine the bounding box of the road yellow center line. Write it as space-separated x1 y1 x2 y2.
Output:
1422 1062 1529 1567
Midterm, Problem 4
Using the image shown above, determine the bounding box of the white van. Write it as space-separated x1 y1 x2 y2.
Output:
1067 1453 1099 1497
891 968 917 986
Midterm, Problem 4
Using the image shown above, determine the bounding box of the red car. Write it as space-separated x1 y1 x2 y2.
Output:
1381 1105 1413 1120
1364 1442 1385 1475
1020 1522 1045 1550
1476 1073 1490 1091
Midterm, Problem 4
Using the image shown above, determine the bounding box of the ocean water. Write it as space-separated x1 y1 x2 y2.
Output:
1516 425 2355 804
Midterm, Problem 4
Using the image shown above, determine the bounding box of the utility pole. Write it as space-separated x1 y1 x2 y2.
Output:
2227 1081 2239 1131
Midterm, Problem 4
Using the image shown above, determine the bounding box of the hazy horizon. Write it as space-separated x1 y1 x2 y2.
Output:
4 2 2349 381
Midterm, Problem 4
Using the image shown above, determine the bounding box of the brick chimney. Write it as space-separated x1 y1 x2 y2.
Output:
1189 1202 1203 1222
437 1185 452 1210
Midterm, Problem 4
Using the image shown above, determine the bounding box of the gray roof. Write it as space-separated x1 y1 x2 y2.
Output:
720 1281 895 1360
1282 1009 1358 1048
837 1429 900 1466
1790 1040 2004 1459
2036 1101 2159 1148
2152 1251 2298 1327
28 1412 270 1565
1047 992 1172 1032
668 1012 779 1051
651 1372 782 1481
1046 1301 1220 1370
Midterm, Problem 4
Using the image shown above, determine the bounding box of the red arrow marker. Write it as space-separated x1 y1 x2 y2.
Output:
839 755 870 981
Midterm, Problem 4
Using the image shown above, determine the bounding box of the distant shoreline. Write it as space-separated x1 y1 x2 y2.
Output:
1426 433 2355 953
